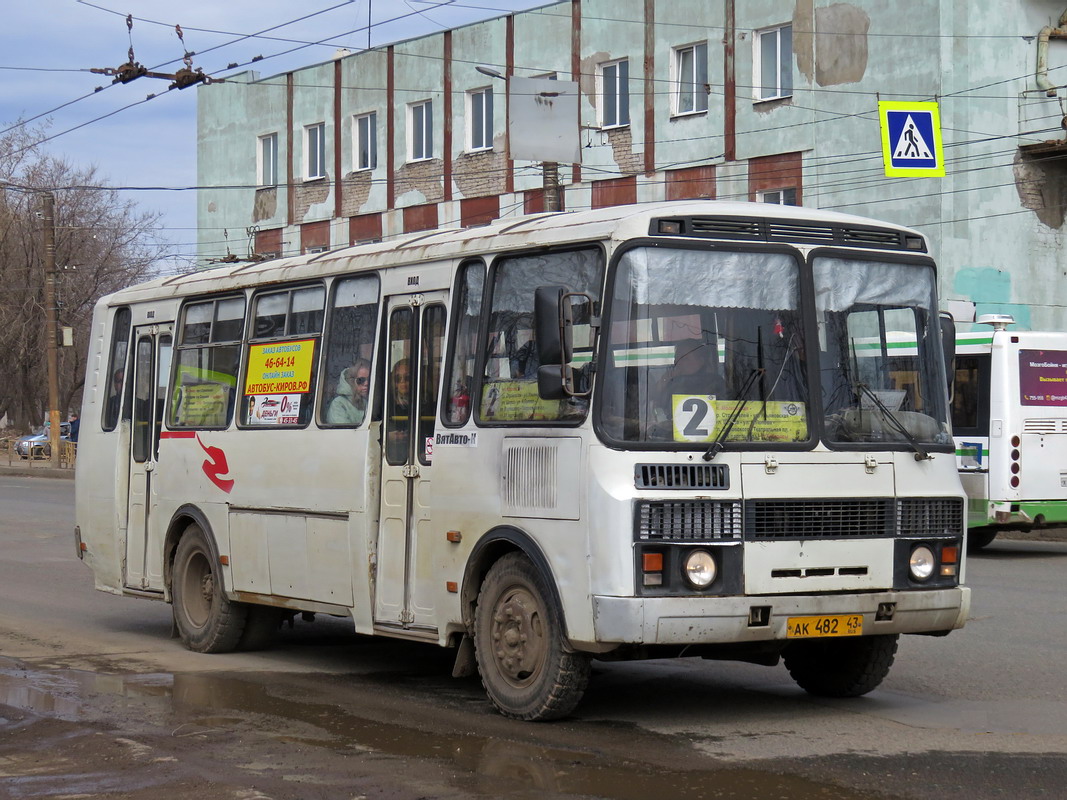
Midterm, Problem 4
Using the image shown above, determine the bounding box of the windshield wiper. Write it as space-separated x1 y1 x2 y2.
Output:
855 382 931 461
703 368 764 462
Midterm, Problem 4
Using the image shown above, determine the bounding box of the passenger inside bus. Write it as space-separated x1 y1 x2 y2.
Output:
327 358 371 425
386 359 411 462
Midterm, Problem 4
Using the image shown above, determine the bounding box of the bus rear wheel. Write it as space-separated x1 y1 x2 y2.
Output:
784 634 899 698
172 524 247 653
474 553 590 721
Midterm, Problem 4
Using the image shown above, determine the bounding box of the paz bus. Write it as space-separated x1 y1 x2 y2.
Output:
74 201 969 720
949 315 1067 549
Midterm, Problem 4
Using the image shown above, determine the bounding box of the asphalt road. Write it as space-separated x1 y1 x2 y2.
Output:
1 475 1065 800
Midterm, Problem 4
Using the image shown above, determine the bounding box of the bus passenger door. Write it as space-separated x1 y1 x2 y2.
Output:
375 293 448 631
125 325 173 591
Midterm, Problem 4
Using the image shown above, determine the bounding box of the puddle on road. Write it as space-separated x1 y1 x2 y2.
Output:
0 656 877 800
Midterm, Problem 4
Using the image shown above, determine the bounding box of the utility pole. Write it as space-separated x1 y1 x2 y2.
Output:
543 161 561 212
42 192 61 468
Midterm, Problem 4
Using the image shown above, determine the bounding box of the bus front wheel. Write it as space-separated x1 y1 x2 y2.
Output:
172 524 247 653
784 633 899 698
473 553 590 721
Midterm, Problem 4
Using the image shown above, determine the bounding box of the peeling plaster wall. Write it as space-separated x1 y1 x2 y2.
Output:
293 180 331 223
291 62 335 224
340 172 373 218
454 149 507 198
395 159 445 206
393 32 446 207
341 50 388 213
814 4 869 86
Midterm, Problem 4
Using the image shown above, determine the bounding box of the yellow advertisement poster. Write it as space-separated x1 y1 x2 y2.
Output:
482 380 563 422
244 339 316 396
671 396 807 443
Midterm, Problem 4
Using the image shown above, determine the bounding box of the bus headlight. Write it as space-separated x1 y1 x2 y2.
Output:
909 545 936 581
684 549 717 588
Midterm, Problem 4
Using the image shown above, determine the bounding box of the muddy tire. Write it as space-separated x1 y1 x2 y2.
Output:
237 606 282 651
967 529 998 552
474 553 590 721
784 634 899 698
172 524 247 653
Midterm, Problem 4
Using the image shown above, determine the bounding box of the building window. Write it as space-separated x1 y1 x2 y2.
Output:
758 187 798 205
756 24 793 101
353 112 377 171
409 100 434 161
258 133 278 187
468 87 494 151
673 42 708 115
599 59 630 128
305 122 326 180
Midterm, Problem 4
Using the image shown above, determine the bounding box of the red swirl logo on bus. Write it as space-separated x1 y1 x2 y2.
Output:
196 435 234 493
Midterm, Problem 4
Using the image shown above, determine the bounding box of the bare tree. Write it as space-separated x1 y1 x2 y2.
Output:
0 123 165 430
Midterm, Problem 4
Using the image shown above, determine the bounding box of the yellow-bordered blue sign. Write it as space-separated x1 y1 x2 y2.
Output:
879 101 944 177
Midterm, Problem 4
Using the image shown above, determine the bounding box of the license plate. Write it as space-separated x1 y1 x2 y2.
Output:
786 614 863 638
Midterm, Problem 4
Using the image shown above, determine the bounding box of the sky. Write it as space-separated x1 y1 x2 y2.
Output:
0 0 547 272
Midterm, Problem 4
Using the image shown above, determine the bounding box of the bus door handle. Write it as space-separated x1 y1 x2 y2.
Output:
402 464 420 478
144 461 156 473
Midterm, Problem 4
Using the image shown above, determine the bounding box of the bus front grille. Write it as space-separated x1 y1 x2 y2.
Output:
636 498 963 542
745 499 894 539
634 463 729 490
897 497 965 537
636 501 743 541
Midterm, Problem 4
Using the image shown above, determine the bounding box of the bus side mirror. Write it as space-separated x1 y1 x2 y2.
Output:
534 285 596 400
939 311 956 393
535 284 570 365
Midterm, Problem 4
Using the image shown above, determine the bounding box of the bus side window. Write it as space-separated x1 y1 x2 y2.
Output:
442 261 484 427
951 354 989 435
418 304 447 464
318 275 381 428
102 307 132 432
480 248 602 423
170 296 245 430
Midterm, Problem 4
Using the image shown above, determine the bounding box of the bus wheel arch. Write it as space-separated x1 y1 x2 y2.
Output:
463 529 590 720
460 527 562 634
166 506 248 654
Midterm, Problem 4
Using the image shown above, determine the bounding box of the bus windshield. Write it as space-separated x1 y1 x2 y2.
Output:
597 247 951 449
599 246 810 446
814 256 951 449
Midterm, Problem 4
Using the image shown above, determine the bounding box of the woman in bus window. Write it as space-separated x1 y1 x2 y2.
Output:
327 359 371 425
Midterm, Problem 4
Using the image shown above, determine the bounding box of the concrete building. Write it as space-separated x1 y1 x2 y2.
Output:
197 0 1067 330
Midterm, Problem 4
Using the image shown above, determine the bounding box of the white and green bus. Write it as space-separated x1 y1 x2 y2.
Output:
75 201 968 720
949 315 1067 549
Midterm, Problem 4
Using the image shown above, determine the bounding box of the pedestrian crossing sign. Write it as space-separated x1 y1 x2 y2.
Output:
879 101 945 177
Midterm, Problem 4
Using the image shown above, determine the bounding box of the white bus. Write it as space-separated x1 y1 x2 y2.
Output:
949 315 1067 549
75 201 969 720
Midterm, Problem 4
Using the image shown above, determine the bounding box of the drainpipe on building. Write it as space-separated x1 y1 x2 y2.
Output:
1035 10 1067 96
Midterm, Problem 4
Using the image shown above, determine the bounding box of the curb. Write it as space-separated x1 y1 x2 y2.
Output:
0 464 75 480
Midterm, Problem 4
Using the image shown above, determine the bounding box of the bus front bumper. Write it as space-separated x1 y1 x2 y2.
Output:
591 587 970 645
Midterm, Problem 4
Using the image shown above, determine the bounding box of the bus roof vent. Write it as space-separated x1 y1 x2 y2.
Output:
635 463 729 490
766 221 837 243
839 227 909 248
653 216 925 252
686 217 763 239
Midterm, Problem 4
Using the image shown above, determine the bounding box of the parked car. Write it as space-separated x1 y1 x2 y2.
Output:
14 423 72 458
